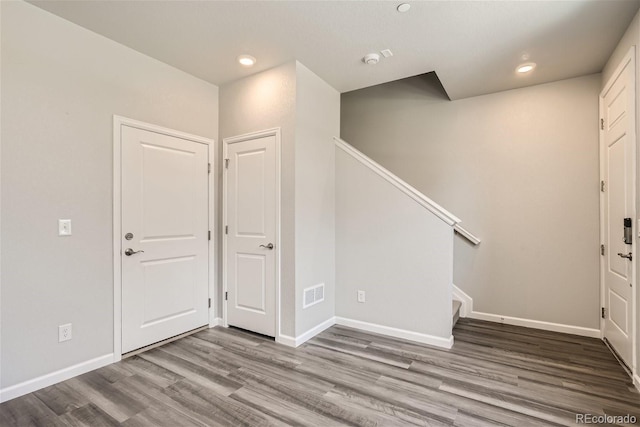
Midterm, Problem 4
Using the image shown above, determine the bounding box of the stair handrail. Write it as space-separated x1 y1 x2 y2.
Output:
454 224 481 245
334 137 460 226
335 137 482 244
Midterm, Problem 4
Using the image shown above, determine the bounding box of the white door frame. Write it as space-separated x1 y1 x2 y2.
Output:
599 46 637 377
222 128 282 341
112 115 216 362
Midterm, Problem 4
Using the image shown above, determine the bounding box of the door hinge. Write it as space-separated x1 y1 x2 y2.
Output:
225 225 228 235
208 298 211 308
600 244 605 256
601 307 606 319
601 118 605 130
208 163 211 174
601 180 605 192
225 291 228 301
225 159 229 169
208 230 211 241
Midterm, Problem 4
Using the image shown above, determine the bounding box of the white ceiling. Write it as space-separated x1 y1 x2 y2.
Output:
30 1 640 100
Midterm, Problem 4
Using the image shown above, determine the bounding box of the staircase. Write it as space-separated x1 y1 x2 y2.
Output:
335 137 479 342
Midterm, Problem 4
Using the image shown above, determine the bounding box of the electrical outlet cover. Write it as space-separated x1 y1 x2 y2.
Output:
58 323 72 342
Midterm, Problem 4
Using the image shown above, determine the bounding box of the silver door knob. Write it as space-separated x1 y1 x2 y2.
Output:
618 252 633 261
125 248 145 256
259 243 274 250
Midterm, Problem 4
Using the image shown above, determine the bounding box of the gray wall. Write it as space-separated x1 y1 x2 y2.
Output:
1 1 219 388
341 73 601 330
294 63 339 336
602 9 640 378
335 148 453 338
219 62 297 337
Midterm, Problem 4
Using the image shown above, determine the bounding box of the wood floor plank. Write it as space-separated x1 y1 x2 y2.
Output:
121 402 208 427
0 393 65 427
162 379 287 427
2 319 640 426
64 372 147 423
33 382 90 416
57 403 121 427
137 348 243 397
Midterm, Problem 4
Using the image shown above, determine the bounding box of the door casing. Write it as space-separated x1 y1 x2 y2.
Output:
599 46 637 376
113 115 216 361
222 128 282 342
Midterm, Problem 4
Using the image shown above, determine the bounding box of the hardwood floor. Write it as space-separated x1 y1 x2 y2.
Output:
2 318 639 426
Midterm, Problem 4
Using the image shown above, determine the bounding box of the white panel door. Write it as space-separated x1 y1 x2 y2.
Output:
122 125 209 353
602 52 635 369
225 133 277 337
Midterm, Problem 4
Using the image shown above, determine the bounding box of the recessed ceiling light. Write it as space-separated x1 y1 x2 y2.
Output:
238 55 256 67
516 62 536 73
397 3 411 12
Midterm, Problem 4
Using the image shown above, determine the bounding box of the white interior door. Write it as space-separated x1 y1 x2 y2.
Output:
224 132 277 337
601 50 635 369
121 125 209 353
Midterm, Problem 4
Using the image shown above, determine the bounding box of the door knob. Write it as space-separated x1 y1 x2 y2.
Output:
259 243 274 250
618 252 633 261
124 248 145 256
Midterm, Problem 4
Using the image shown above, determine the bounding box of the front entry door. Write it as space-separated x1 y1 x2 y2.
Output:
224 131 278 337
601 49 635 369
121 125 209 353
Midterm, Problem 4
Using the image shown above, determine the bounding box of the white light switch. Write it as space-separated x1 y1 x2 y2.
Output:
58 219 72 236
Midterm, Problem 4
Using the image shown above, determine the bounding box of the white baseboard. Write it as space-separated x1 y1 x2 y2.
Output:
0 353 114 403
335 317 454 349
276 334 297 347
452 284 473 317
468 311 601 338
209 317 223 328
634 373 640 392
276 317 336 348
293 317 336 347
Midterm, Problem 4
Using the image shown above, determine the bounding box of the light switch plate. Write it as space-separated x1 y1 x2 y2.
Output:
58 219 72 236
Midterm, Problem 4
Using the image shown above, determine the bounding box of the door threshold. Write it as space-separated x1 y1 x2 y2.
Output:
122 325 209 359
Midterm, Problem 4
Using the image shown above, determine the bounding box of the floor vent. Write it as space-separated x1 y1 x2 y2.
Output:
303 283 325 309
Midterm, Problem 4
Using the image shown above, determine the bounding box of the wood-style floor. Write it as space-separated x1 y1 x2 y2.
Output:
2 318 639 426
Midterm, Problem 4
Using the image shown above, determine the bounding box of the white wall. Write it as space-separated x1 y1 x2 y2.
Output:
294 63 339 336
219 62 297 337
341 73 601 331
335 148 453 340
602 9 640 381
1 1 218 388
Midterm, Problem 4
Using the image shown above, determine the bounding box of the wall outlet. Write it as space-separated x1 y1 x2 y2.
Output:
59 323 72 342
357 290 366 303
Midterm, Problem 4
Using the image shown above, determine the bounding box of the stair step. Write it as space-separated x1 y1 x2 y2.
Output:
452 299 462 327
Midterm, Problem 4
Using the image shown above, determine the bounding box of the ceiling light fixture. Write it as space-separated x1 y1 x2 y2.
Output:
516 62 536 73
363 53 380 65
238 54 256 67
397 3 411 12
